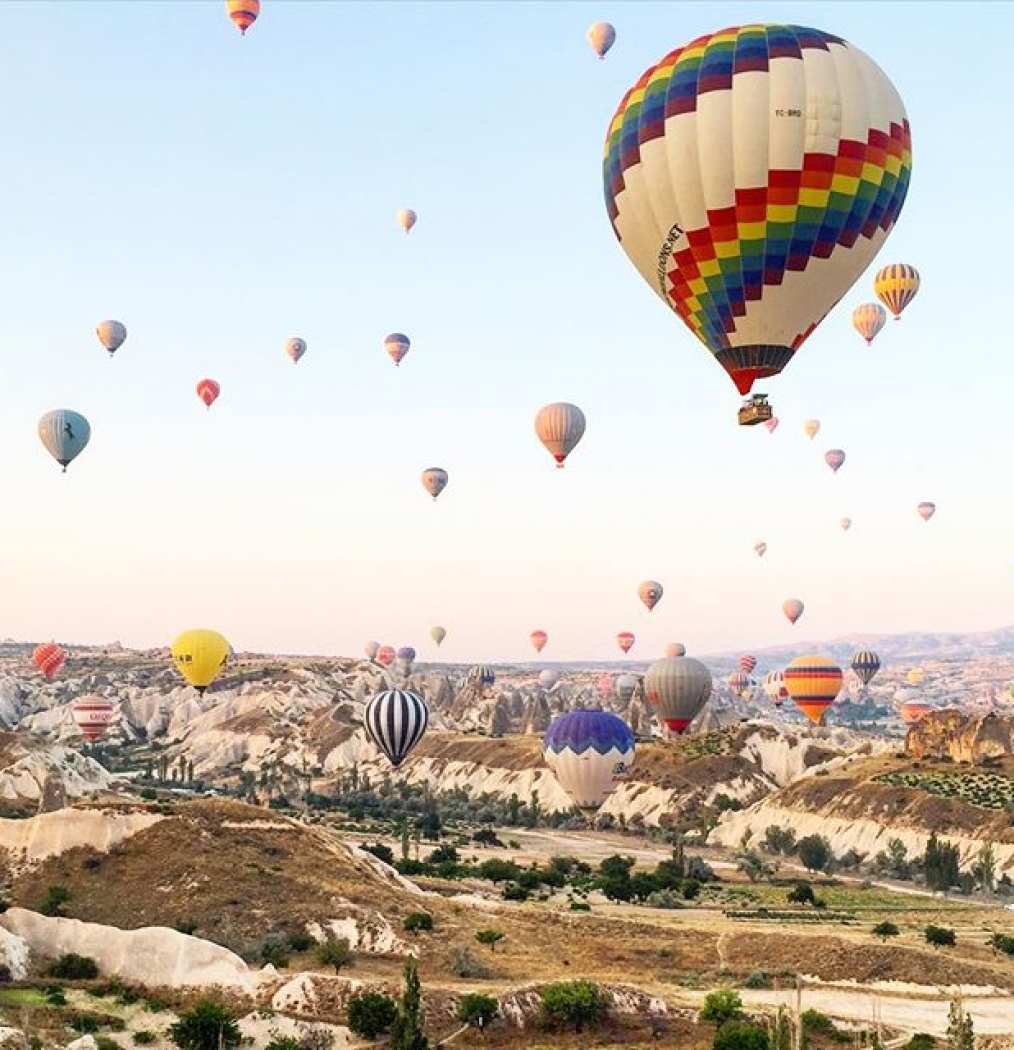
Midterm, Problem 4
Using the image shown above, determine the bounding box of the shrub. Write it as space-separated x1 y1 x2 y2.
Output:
425 844 458 865
258 934 290 969
44 986 67 1006
40 884 71 917
169 1000 242 1050
447 947 490 979
700 990 743 1026
873 921 900 940
904 1036 936 1050
175 920 199 936
316 938 352 972
456 993 498 1029
133 1034 156 1046
502 883 529 902
264 1038 301 1050
286 931 316 953
403 912 434 934
539 980 608 1033
787 882 815 905
478 859 520 884
569 898 590 912
47 953 100 979
990 932 1014 956
95 1038 120 1050
712 1020 771 1050
69 1015 100 1034
801 1009 835 1034
475 929 505 952
743 970 769 989
362 842 395 866
347 991 398 1040
925 925 956 947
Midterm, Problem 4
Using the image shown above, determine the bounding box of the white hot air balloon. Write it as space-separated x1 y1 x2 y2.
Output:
397 208 417 234
285 337 307 364
421 468 448 501
535 402 586 468
96 320 127 357
587 21 616 59
539 668 561 691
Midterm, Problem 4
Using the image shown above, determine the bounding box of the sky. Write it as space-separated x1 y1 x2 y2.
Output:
0 1 1008 663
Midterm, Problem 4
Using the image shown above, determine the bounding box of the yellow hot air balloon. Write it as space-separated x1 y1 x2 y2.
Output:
906 667 925 686
874 263 920 319
783 655 843 726
171 629 231 694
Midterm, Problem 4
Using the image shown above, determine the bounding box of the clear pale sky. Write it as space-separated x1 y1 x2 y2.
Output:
0 1 1007 662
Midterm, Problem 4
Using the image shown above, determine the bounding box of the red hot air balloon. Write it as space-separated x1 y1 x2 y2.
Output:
196 379 220 409
617 631 635 654
72 695 116 742
376 645 396 667
530 630 548 653
738 654 757 675
32 642 66 681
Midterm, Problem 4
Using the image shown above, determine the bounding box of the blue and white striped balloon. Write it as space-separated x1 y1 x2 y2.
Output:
364 689 429 768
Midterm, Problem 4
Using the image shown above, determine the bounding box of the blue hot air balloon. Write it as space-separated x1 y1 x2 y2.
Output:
364 689 429 767
543 709 635 811
38 410 91 472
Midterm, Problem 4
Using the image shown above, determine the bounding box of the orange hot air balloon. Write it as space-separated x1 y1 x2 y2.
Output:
617 631 635 654
196 379 220 409
782 599 804 625
900 699 932 725
32 642 66 681
530 630 548 653
226 0 259 35
376 645 396 667
72 695 116 743
784 655 843 726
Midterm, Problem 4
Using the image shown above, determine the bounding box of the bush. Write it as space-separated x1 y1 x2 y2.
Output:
40 885 71 917
347 991 398 1040
316 938 352 972
286 931 316 953
712 1021 770 1050
362 842 395 866
264 1038 301 1050
991 932 1014 956
426 844 458 865
873 921 900 940
700 990 743 1026
447 947 490 979
743 970 769 989
169 1000 242 1050
569 898 590 912
801 1009 835 1034
478 859 520 885
95 1037 120 1050
502 883 529 902
133 1034 156 1046
258 934 290 969
925 925 956 947
456 993 498 1029
47 953 100 979
539 980 608 1033
904 1036 936 1050
403 912 434 934
475 929 505 952
797 835 833 873
787 882 815 905
69 1015 100 1034
44 986 67 1006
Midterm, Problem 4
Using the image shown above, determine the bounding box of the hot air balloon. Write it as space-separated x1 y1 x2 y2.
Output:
917 502 936 521
396 646 416 673
385 333 411 366
544 709 633 811
899 699 932 725
783 599 804 625
906 667 925 687
429 626 446 647
597 674 614 699
364 688 429 767
825 449 846 473
764 417 780 433
852 303 887 345
738 654 757 675
603 25 911 425
530 630 548 653
617 631 635 654
615 674 638 702
803 420 821 440
226 0 259 35
539 669 560 691
421 468 448 500
38 410 90 473
850 650 881 686
397 208 417 234
96 320 127 357
754 542 767 558
644 657 712 734
171 630 230 694
285 338 306 364
840 517 852 531
728 671 751 698
664 642 686 658
874 263 920 319
763 669 789 707
196 379 220 409
587 21 616 60
72 695 116 743
784 655 843 726
364 640 380 661
471 665 496 687
376 645 396 667
32 642 65 681
535 402 586 468
638 580 663 611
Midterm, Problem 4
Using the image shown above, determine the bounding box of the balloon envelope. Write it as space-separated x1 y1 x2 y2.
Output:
783 599 804 624
196 379 220 408
664 642 686 658
32 642 65 680
539 669 560 691
874 263 920 318
603 25 911 399
764 417 780 433
638 580 663 611
429 626 446 646
917 502 936 521
364 689 429 767
840 517 852 531
852 303 887 345
900 699 932 725
754 542 767 557
587 21 616 59
617 631 635 654
72 695 115 742
825 449 846 473
784 655 843 725
535 402 586 467
376 645 396 667
644 656 712 734
285 338 306 364
171 629 230 693
530 630 548 653
850 650 881 686
385 333 411 366
421 468 449 500
738 654 757 675
364 640 380 661
615 674 639 702
226 0 259 34
803 420 821 440
544 709 634 810
38 410 90 471
96 320 127 355
397 208 417 233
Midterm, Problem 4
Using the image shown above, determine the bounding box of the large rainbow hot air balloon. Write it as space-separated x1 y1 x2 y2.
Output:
32 642 66 681
784 655 843 726
543 709 634 811
603 25 911 423
874 263 920 319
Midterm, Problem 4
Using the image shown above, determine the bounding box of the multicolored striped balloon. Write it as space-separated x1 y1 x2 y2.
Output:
784 655 843 725
604 25 912 402
851 303 887 345
874 263 920 318
225 0 259 35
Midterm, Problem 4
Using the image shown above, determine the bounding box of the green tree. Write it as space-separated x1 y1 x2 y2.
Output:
40 885 71 917
700 990 744 1026
990 932 1014 956
169 1000 241 1050
46 954 99 979
478 859 520 885
872 921 900 940
316 938 352 972
736 850 774 883
905 1036 936 1050
796 835 833 873
924 833 961 892
762 826 797 856
925 925 956 948
945 997 974 1050
713 1021 770 1050
403 912 434 934
347 991 397 1040
972 841 996 893
455 993 498 1029
786 882 815 905
389 956 429 1050
538 980 608 1033
475 929 504 952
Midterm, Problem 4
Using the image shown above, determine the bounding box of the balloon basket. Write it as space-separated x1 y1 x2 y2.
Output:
738 394 773 427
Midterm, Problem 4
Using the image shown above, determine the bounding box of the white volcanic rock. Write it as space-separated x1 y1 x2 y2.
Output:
0 926 29 980
0 1029 28 1050
0 908 257 993
0 808 163 869
0 744 113 804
